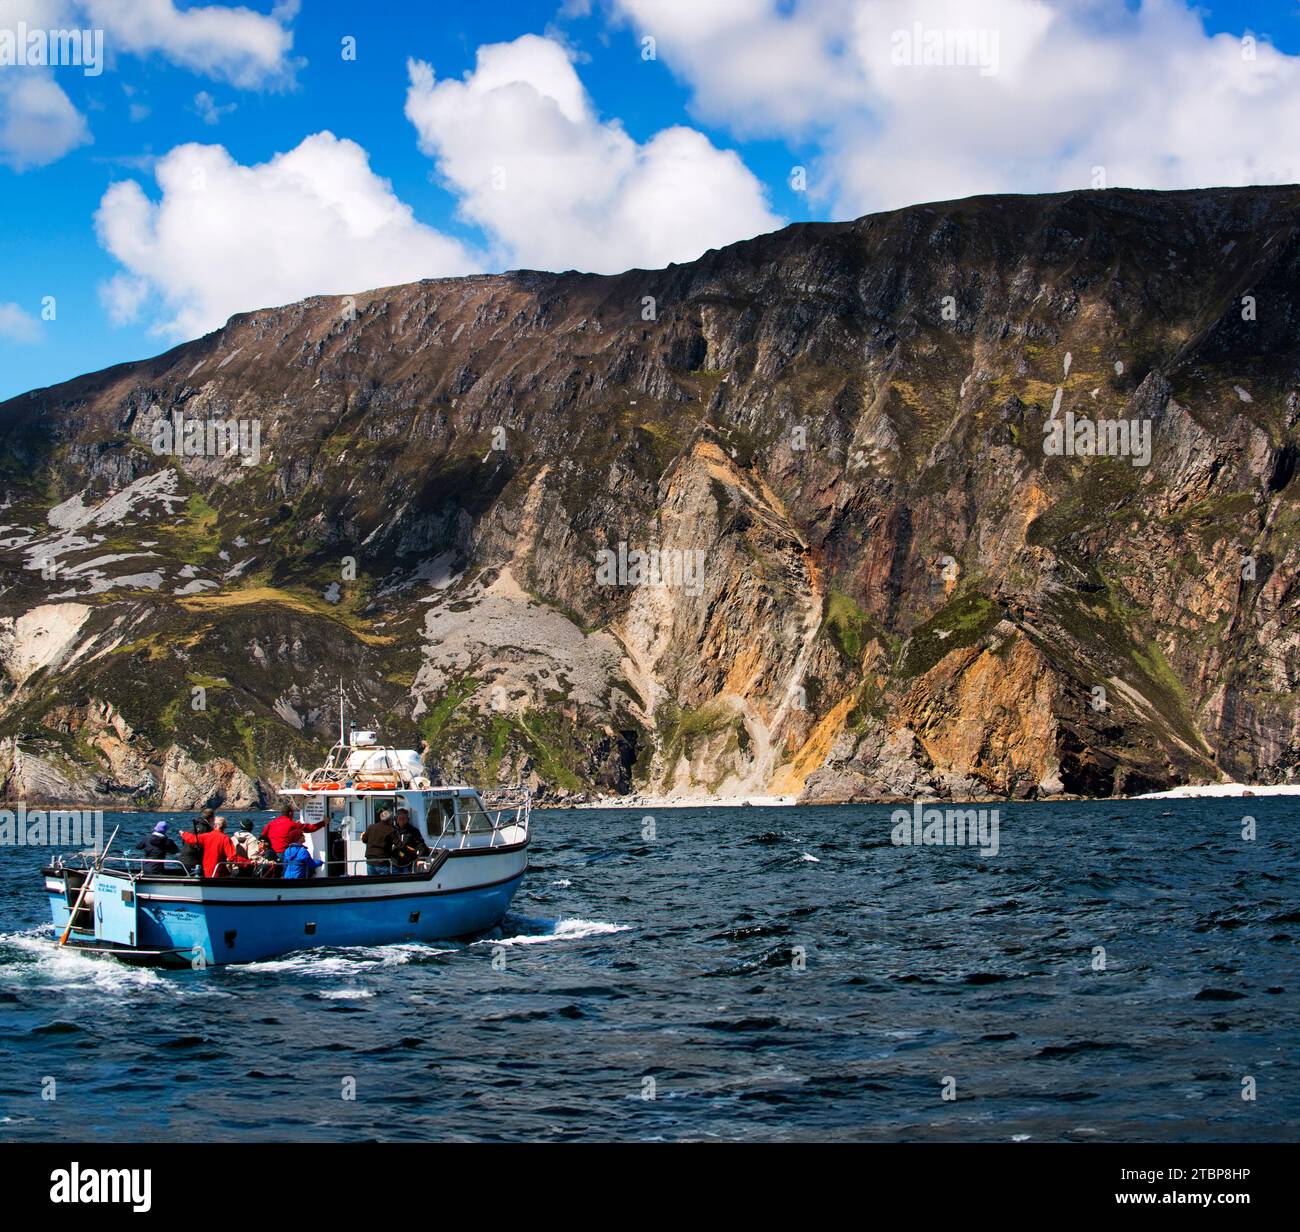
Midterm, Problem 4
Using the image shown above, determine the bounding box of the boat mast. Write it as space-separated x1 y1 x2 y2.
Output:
338 679 345 749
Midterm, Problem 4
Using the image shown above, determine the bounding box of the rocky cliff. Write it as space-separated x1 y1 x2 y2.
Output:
0 186 1296 806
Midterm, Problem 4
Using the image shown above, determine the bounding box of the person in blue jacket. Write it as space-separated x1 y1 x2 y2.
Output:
281 839 323 880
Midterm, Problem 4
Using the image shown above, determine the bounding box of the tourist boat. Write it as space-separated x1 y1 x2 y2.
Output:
41 728 531 966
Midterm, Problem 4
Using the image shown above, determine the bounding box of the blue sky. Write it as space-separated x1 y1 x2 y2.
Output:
1 0 1298 401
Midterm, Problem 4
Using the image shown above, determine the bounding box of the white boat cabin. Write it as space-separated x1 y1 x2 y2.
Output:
278 734 528 874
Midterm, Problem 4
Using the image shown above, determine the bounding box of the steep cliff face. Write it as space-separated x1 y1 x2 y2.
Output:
0 186 1296 804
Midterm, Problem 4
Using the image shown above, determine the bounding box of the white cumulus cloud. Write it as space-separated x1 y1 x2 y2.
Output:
0 301 41 342
82 0 298 89
0 0 297 171
404 33 781 273
610 0 1300 216
94 132 477 338
0 72 90 169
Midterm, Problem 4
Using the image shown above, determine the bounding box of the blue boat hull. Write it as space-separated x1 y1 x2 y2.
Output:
46 869 525 966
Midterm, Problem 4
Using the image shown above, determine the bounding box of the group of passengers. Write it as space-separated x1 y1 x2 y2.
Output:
136 807 326 879
137 805 429 879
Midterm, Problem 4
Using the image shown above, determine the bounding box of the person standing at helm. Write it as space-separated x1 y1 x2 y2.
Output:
361 808 396 875
391 808 429 874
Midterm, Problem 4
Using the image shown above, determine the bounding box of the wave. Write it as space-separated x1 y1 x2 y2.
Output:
230 942 455 976
476 916 631 947
0 928 219 1000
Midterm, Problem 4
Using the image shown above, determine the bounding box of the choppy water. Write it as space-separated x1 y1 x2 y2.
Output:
0 799 1295 1142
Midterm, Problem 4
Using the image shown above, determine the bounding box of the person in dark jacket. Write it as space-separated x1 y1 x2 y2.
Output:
174 807 213 875
390 809 429 873
360 809 396 876
175 829 202 875
281 840 322 880
139 821 179 876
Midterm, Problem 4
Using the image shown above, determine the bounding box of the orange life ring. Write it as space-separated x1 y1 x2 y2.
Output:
302 780 341 791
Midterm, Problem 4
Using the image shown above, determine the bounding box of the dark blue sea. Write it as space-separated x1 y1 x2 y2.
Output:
0 799 1295 1142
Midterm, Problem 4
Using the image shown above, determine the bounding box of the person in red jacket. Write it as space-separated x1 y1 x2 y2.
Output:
259 808 326 855
179 816 237 878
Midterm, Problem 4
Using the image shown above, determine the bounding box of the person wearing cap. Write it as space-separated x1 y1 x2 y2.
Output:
390 808 429 874
138 820 180 876
232 819 271 876
361 807 396 876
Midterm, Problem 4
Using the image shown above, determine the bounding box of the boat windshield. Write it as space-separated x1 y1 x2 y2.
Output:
429 798 455 836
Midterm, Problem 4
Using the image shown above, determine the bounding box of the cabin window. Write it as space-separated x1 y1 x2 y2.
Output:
460 797 495 834
428 799 456 836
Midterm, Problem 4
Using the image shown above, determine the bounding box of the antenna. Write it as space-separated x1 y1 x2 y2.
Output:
338 679 345 747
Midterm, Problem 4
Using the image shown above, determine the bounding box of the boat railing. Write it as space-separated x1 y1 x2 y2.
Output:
296 743 430 789
301 766 346 786
52 789 529 876
208 854 449 879
298 765 427 791
467 788 532 849
57 853 449 881
54 853 194 877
